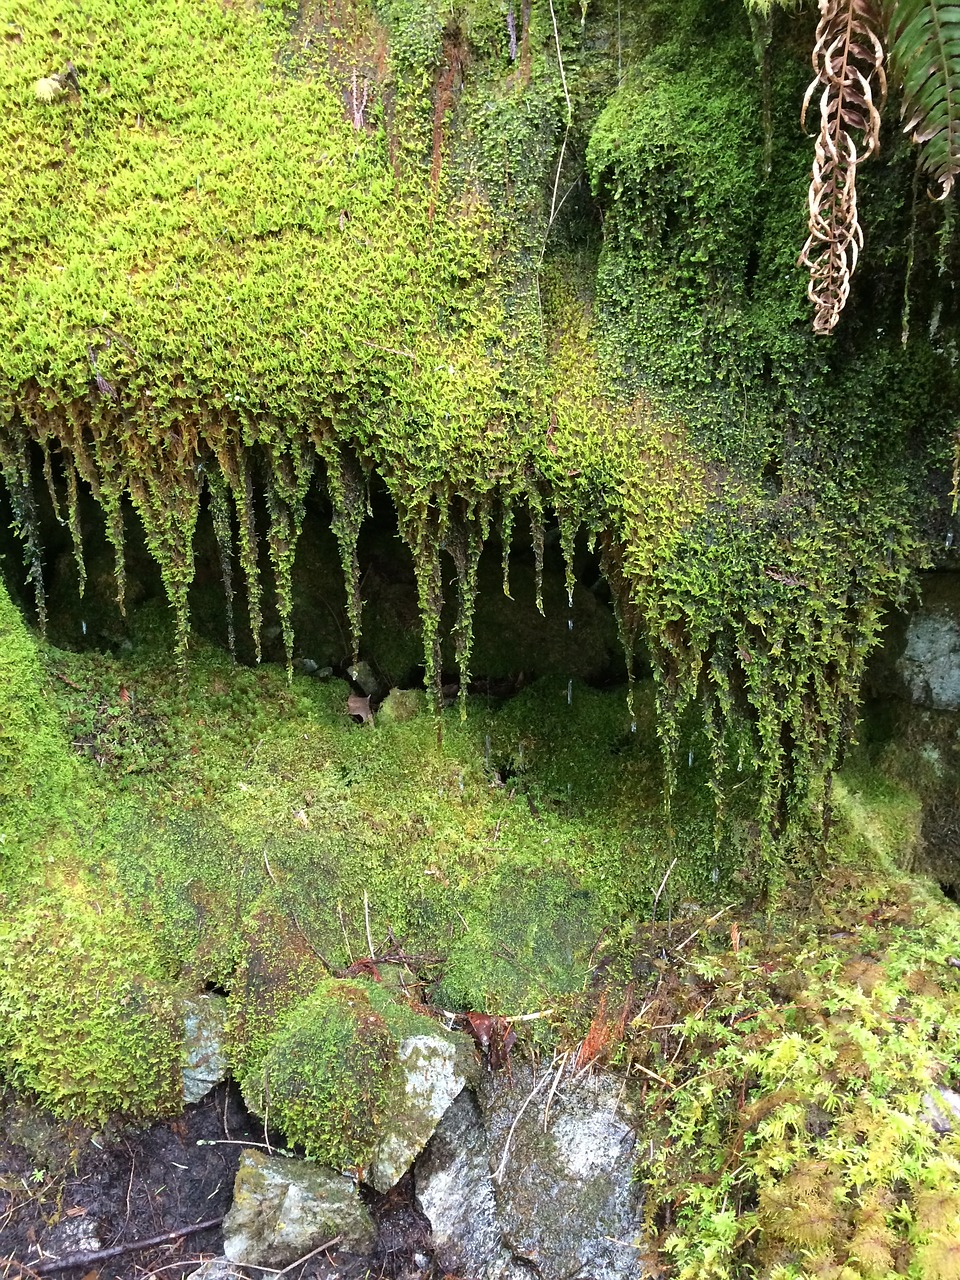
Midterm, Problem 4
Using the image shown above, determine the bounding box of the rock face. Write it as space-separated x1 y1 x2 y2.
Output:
223 1149 376 1269
182 994 229 1104
369 1034 470 1192
922 1086 960 1135
416 1068 643 1280
896 576 960 709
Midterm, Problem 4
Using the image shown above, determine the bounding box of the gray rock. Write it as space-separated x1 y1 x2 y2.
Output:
347 660 379 696
898 595 960 710
186 1261 252 1280
223 1149 375 1269
922 1086 960 1134
416 1067 643 1280
42 1213 102 1261
182 994 229 1104
368 1034 470 1192
417 1089 532 1280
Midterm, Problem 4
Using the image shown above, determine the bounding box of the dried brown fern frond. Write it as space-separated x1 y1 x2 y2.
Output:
799 0 888 334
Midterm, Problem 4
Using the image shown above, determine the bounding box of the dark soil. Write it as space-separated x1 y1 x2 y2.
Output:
0 1085 432 1280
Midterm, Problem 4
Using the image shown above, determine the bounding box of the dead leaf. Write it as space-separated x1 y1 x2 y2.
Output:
347 693 374 724
730 922 741 954
460 1013 516 1072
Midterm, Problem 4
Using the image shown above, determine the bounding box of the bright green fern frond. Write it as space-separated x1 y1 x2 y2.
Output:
885 0 960 197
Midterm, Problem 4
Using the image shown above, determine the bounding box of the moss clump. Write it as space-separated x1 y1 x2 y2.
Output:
0 579 81 845
237 977 444 1170
0 880 182 1124
592 871 960 1280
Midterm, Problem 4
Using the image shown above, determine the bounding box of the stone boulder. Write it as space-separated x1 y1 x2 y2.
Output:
368 1033 470 1192
416 1066 643 1280
222 1149 375 1269
895 575 960 709
182 993 229 1104
238 978 473 1186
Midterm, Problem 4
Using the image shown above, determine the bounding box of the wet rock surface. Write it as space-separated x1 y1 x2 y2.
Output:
417 1068 643 1280
224 1150 376 1267
1 1053 644 1280
183 994 230 1105
369 1034 471 1193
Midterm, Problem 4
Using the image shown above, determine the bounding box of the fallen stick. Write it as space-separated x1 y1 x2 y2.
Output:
32 1216 223 1274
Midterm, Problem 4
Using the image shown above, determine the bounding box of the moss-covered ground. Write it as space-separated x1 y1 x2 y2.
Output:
5 581 960 1278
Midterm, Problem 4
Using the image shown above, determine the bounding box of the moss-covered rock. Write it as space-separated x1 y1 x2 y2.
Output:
223 1148 376 1268
237 976 469 1175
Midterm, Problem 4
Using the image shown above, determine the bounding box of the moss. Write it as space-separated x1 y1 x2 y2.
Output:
237 976 445 1169
0 877 182 1124
621 869 960 1279
0 578 82 846
2 0 956 860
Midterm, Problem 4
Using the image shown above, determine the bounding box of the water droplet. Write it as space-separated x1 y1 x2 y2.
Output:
568 618 574 632
947 530 955 551
688 750 694 767
567 679 573 706
81 619 87 636
631 720 637 733
711 867 719 884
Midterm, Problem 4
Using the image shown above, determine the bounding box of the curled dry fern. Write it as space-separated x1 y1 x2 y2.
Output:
799 0 888 334
885 0 960 197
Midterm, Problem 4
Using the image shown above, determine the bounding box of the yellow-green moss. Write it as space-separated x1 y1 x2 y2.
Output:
0 578 81 844
237 976 451 1169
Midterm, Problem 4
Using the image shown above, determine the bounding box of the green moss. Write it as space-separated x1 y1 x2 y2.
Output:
237 976 444 1169
2 0 955 861
0 878 182 1124
624 871 960 1279
0 579 81 845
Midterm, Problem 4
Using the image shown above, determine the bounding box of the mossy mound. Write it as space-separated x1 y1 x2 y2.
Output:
236 976 452 1170
0 579 81 846
0 882 183 1124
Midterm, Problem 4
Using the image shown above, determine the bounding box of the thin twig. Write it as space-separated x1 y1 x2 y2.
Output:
651 857 678 926
0 1258 44 1280
337 901 354 965
494 1070 553 1183
32 1217 223 1274
275 1235 342 1277
364 890 375 960
196 1139 294 1154
632 1062 673 1088
674 905 732 953
542 1050 570 1130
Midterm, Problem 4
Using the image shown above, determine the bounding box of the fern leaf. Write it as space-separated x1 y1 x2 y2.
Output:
885 0 960 197
799 0 888 334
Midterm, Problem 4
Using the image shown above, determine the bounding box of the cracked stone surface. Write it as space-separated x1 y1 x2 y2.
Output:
223 1149 375 1268
416 1067 643 1280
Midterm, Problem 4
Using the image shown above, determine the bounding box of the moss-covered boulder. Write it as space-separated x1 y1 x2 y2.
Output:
238 977 472 1179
